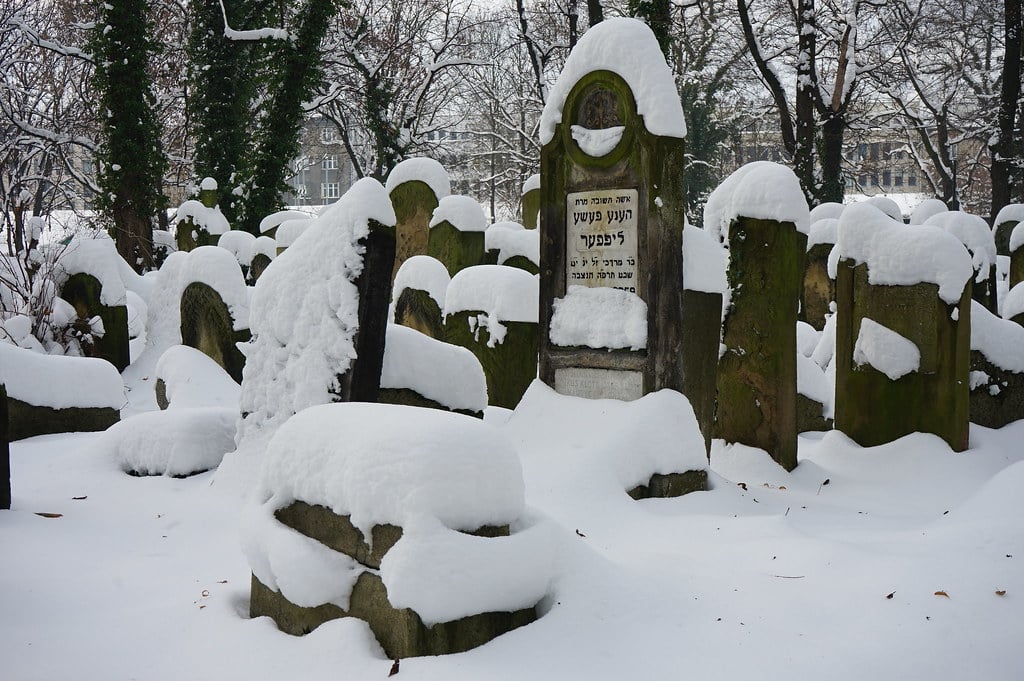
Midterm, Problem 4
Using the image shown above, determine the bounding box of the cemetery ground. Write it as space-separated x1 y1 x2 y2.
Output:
2 368 1023 680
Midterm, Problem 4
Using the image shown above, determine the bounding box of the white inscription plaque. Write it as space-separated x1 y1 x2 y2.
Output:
567 188 638 293
555 367 644 401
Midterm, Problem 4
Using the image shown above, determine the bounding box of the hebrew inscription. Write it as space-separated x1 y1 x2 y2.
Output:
567 188 639 293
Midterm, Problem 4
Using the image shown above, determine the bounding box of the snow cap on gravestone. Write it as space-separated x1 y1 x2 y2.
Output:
539 17 686 146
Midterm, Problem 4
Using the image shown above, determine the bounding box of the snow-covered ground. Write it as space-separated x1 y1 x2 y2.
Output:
3 376 1023 680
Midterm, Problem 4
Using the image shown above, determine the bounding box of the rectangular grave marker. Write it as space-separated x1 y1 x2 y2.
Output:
566 188 638 293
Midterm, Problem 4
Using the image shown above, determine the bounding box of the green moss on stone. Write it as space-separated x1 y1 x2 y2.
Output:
444 310 538 410
7 397 119 442
995 220 1018 257
796 393 832 433
800 242 835 331
680 289 721 457
378 387 483 418
428 221 485 276
521 188 541 230
179 281 250 383
714 216 800 471
394 288 444 339
627 469 707 499
61 272 131 372
500 254 540 275
968 351 1024 428
390 180 439 281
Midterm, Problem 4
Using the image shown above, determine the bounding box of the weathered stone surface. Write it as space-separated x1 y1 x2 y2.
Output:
969 351 1024 429
1011 247 1024 290
274 501 402 570
2 383 10 510
155 378 169 410
834 262 970 451
390 180 439 281
377 388 483 419
500 254 540 275
7 397 119 442
428 221 485 277
539 70 687 400
680 289 721 456
796 393 832 433
250 572 536 658
444 311 538 410
393 287 444 340
522 187 540 230
248 253 272 284
61 272 131 372
179 281 250 383
715 217 800 471
995 220 1018 257
801 242 835 331
627 469 708 499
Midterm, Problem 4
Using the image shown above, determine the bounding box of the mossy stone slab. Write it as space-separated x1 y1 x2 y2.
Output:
7 397 119 442
801 242 835 331
61 272 131 372
627 469 708 499
444 310 538 410
390 180 439 281
969 351 1024 429
179 281 250 383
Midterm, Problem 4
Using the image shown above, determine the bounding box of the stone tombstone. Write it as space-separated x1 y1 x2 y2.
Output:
925 211 998 313
538 22 687 402
521 174 541 230
61 272 131 372
833 204 972 452
387 158 450 281
801 219 839 330
969 302 1024 429
993 203 1024 256
1 382 9 510
706 163 807 472
427 195 487 277
1010 222 1024 289
179 282 251 383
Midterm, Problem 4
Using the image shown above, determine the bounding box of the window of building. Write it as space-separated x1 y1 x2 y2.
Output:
321 182 340 199
908 172 917 187
859 174 867 186
870 142 880 160
322 155 338 170
894 173 904 187
320 126 340 144
882 170 891 186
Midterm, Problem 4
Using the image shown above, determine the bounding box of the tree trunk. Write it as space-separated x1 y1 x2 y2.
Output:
819 113 845 204
587 0 603 26
795 0 817 203
991 0 1022 221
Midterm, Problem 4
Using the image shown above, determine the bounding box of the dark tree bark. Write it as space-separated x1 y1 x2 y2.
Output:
991 0 1022 220
587 0 604 26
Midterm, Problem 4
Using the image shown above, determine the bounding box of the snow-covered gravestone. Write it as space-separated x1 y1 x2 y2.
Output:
521 174 540 230
428 195 487 276
802 218 839 330
1009 222 1024 290
245 403 547 657
386 158 450 281
834 203 973 451
484 222 540 274
705 162 808 472
993 203 1024 257
968 301 1024 428
392 255 449 340
443 265 538 410
174 178 229 252
924 211 997 313
1 382 9 510
57 238 131 372
538 18 688 402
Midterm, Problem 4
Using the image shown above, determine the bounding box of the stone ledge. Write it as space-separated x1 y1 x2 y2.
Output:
628 469 707 499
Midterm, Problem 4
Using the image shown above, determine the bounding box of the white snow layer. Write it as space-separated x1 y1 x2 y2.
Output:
797 352 833 417
251 235 277 261
682 224 728 293
925 211 996 281
259 210 314 234
862 196 903 222
104 408 237 477
539 17 686 146
797 321 821 357
703 162 810 244
807 218 840 249
237 178 396 441
274 218 313 248
154 345 241 409
993 202 1024 227
522 173 540 194
570 125 625 157
55 235 128 306
504 380 708 491
385 157 451 200
429 195 487 232
971 300 1024 373
808 202 845 223
1001 282 1024 320
444 265 538 322
199 177 218 191
853 318 921 380
1010 222 1024 254
486 225 540 266
0 341 124 409
836 202 972 304
392 255 450 308
175 200 230 236
218 230 257 267
256 402 525 537
910 198 948 225
549 285 647 350
380 324 487 412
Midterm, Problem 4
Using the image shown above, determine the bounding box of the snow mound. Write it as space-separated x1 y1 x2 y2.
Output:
993 203 1024 226
218 230 257 267
0 342 124 409
550 285 647 350
259 210 314 235
381 324 487 413
540 18 686 145
797 321 821 357
237 178 396 442
275 218 313 249
703 162 810 245
251 235 277 261
808 202 844 223
798 352 833 416
522 174 540 194
175 200 229 236
486 226 540 266
836 202 972 304
55 236 128 306
105 407 237 477
683 224 727 293
385 157 451 200
1002 282 1024 320
910 198 947 225
807 218 840 249
429 195 487 232
924 211 996 281
853 318 920 380
155 345 241 409
1009 222 1024 254
971 301 1024 373
444 265 538 322
256 402 525 537
862 196 903 222
392 255 450 308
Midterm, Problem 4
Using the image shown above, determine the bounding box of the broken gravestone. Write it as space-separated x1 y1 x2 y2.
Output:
704 162 809 472
834 202 972 451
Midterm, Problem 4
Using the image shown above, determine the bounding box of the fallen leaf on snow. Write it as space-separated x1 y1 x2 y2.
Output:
886 592 895 599
34 512 63 519
996 590 1006 596
934 591 950 598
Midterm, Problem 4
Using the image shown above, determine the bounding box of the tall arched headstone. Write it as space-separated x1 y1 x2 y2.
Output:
386 158 451 281
538 20 688 401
